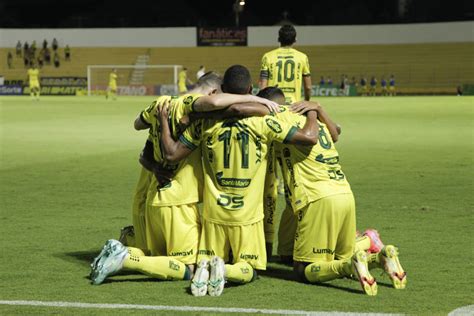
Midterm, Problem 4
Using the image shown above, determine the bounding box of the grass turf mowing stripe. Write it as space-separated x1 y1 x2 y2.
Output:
0 300 401 315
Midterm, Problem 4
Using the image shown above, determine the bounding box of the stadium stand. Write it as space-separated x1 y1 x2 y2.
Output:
1 43 473 94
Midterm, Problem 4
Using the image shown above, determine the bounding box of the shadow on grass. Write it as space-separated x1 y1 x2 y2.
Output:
56 250 98 264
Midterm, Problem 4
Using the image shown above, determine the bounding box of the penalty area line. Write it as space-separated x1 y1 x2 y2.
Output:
0 299 401 315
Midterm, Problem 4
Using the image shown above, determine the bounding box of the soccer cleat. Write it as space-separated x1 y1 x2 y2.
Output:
352 250 378 296
208 256 226 297
190 259 210 297
379 245 407 289
118 225 135 246
90 239 128 285
363 229 385 253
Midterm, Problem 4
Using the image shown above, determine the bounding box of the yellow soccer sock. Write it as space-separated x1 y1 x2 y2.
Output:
122 255 190 280
304 259 352 283
225 262 255 284
355 235 371 252
127 247 145 257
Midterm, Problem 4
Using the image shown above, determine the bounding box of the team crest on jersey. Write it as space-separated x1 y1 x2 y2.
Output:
183 95 194 105
265 118 282 133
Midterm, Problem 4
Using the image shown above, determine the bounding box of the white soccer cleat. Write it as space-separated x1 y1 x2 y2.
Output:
191 259 210 297
90 239 128 285
352 250 378 296
208 256 226 297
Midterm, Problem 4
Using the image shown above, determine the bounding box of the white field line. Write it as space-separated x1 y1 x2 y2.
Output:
0 300 402 315
448 305 474 316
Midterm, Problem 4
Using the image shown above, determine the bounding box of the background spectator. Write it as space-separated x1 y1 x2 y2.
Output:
44 47 51 64
43 39 48 49
327 76 333 86
52 38 58 52
54 52 60 68
16 41 22 57
23 42 29 57
65 45 71 61
7 51 13 69
319 76 325 85
31 41 37 56
37 54 44 68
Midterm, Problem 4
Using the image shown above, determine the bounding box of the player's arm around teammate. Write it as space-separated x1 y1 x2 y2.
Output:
157 101 318 164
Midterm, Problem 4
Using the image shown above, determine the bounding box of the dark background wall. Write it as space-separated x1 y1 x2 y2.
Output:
1 0 473 28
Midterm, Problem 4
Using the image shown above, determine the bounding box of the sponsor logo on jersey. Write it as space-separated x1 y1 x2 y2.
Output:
240 253 259 260
265 118 282 133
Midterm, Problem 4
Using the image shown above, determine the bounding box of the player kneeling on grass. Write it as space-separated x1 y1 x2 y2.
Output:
90 72 282 285
258 87 406 295
157 65 319 296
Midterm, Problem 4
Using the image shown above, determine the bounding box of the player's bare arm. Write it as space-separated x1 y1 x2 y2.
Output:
285 110 319 145
291 101 340 142
134 113 151 130
157 102 194 163
192 93 280 113
184 103 270 125
303 75 312 101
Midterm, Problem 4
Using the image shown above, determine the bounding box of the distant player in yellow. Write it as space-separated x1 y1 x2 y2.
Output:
259 25 312 104
106 69 118 100
27 63 40 101
259 25 313 260
157 65 319 297
178 67 193 94
90 72 281 285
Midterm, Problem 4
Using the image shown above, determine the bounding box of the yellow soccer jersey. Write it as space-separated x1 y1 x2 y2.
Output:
109 72 117 86
180 115 298 226
275 107 352 212
28 68 39 85
260 47 311 104
140 93 204 206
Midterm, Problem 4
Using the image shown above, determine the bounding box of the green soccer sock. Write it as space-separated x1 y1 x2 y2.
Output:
225 262 256 284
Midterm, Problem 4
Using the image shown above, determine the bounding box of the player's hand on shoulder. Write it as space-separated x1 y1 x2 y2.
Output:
254 96 280 113
156 100 170 123
290 101 321 115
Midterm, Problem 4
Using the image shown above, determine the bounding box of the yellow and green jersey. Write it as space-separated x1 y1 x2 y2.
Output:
28 68 39 84
260 47 311 104
180 115 298 226
140 93 204 206
275 106 352 212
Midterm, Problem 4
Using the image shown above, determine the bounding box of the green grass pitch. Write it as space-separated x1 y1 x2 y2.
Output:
0 95 472 315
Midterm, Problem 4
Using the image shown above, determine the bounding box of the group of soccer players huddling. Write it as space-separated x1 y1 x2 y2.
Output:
90 25 406 297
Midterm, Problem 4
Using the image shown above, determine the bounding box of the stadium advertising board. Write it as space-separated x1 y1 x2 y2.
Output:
251 85 358 97
197 27 247 46
0 85 23 95
17 77 88 96
92 85 155 96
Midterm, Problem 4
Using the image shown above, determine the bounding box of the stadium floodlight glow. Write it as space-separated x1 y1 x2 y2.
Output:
239 0 245 5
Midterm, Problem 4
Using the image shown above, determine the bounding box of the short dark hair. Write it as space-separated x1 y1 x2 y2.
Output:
278 25 296 46
257 86 285 101
222 65 252 95
196 71 222 90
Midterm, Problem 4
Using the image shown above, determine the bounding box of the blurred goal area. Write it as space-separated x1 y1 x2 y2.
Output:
87 65 182 96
